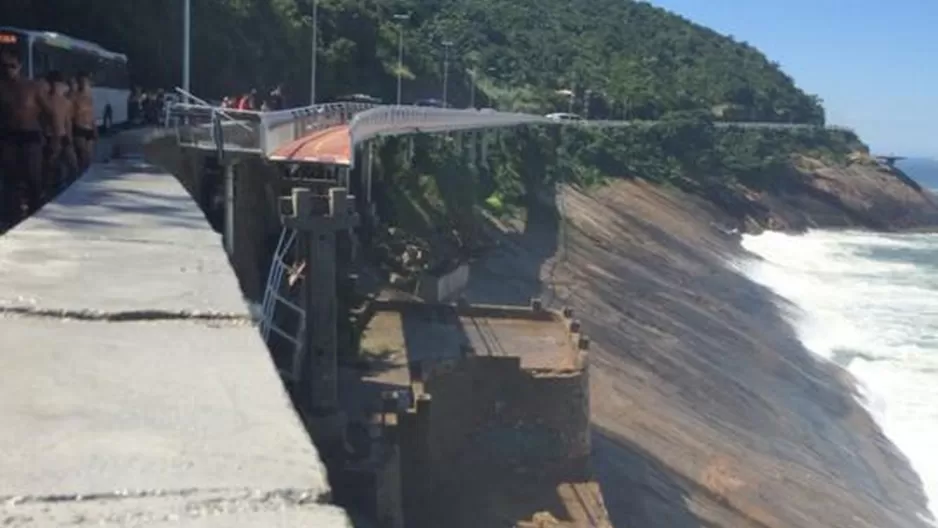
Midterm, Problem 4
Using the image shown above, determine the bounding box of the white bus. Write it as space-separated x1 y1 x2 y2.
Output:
0 27 130 131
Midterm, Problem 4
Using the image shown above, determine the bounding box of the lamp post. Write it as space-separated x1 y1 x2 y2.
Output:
469 67 476 109
310 0 319 105
393 13 410 105
441 40 453 107
182 0 190 95
469 66 496 109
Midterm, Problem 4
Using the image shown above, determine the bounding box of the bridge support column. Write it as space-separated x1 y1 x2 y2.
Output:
223 163 235 257
363 142 374 205
283 187 360 454
362 142 378 227
469 132 478 171
338 166 350 190
481 130 489 170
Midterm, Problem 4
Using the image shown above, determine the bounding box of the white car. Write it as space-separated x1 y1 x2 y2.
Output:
545 112 584 122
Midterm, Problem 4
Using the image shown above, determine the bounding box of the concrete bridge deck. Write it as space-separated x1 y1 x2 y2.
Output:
0 159 350 526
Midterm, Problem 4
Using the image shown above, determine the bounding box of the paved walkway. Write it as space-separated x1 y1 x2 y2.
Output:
0 159 350 526
269 125 352 166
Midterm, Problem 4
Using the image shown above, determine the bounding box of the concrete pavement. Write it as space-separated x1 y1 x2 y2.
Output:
0 159 350 526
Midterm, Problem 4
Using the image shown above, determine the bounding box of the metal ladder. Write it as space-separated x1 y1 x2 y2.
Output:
259 227 307 382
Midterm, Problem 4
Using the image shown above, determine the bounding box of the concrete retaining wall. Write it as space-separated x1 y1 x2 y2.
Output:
395 352 590 527
416 263 470 303
420 355 590 466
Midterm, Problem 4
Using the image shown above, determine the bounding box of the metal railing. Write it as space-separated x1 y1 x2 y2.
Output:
258 102 378 155
166 88 856 160
259 227 308 382
168 97 378 155
167 103 265 152
349 106 551 154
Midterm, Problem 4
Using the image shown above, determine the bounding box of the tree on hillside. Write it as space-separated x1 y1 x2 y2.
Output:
1 0 824 122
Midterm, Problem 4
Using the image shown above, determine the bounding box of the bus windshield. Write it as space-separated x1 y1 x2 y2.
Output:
0 29 28 71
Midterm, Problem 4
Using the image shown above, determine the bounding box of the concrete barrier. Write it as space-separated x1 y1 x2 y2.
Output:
0 158 351 527
416 263 470 303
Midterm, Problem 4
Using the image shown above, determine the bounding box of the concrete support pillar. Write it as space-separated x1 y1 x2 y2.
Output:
339 167 350 189
470 132 478 170
363 141 374 205
308 192 339 410
283 187 360 413
481 130 489 170
223 163 235 257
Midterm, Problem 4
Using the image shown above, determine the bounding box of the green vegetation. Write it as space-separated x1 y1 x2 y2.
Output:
5 0 866 225
373 121 865 240
6 0 823 123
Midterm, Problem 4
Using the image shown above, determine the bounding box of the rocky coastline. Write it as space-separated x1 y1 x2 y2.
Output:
693 154 938 236
463 155 938 527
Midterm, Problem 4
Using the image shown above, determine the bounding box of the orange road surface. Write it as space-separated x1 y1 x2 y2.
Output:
269 125 352 166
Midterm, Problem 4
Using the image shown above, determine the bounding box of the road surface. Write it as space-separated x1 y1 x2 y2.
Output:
269 125 352 166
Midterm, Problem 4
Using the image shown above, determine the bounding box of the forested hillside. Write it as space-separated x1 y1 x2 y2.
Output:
2 0 824 122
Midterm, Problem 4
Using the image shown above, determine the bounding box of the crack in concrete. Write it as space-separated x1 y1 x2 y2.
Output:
0 305 255 325
2 487 339 526
2 487 328 507
3 487 230 506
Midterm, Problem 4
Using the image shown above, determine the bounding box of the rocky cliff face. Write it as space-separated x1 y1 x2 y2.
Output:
700 154 938 233
465 174 935 527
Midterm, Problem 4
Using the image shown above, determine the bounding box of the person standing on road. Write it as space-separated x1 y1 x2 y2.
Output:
44 71 77 190
71 72 97 174
0 49 48 225
268 84 285 110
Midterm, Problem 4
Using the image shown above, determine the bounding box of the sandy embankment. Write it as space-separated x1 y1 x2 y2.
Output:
465 177 934 527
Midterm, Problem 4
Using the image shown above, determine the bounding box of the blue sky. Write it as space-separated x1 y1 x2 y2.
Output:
648 0 938 159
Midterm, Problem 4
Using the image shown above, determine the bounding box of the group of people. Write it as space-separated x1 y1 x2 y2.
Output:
221 85 285 112
0 49 97 228
129 87 168 126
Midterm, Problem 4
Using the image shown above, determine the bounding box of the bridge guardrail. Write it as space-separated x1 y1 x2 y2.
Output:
348 106 552 155
167 103 265 152
259 103 379 155
168 93 857 161
168 101 378 155
583 119 854 133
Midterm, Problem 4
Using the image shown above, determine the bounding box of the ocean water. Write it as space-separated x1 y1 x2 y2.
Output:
731 158 938 520
736 230 938 519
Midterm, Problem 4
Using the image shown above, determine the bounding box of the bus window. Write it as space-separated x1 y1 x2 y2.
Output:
115 60 129 90
32 41 78 78
96 57 109 87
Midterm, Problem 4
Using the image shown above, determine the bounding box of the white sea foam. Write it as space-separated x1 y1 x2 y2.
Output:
732 229 938 523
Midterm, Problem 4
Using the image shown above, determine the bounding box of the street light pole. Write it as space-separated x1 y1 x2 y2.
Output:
311 0 318 105
182 0 190 95
469 68 476 109
393 13 410 105
441 40 453 107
